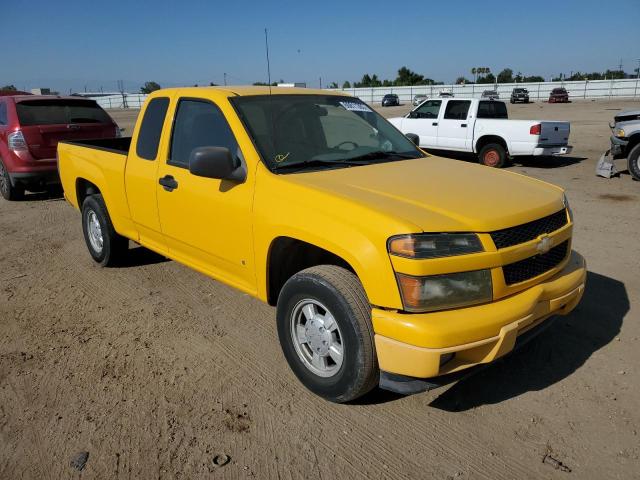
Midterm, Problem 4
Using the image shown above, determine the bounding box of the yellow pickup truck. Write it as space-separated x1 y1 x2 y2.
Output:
57 87 586 402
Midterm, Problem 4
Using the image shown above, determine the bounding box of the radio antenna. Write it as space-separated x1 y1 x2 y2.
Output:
265 27 279 166
264 28 272 93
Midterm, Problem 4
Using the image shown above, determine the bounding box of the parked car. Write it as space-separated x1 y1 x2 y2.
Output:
606 109 640 180
389 98 572 168
413 94 428 106
0 95 119 200
549 88 569 103
481 90 499 100
57 87 586 402
381 94 399 107
510 88 530 103
438 90 454 98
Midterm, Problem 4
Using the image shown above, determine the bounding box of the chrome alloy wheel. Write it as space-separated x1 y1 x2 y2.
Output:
290 299 344 378
86 210 103 253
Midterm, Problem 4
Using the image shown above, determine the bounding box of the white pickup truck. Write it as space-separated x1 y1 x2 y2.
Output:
389 98 572 167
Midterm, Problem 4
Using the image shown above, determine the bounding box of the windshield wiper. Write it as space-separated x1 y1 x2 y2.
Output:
273 158 366 172
346 150 420 162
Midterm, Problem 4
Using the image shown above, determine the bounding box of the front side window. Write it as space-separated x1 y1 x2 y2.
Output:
136 97 169 160
169 99 239 168
15 99 112 125
414 100 441 119
231 95 424 173
443 101 471 120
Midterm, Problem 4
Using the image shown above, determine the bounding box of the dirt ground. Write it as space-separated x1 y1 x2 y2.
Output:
1 98 639 479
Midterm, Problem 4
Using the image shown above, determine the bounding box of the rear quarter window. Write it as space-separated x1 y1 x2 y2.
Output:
477 101 508 119
0 102 7 125
136 97 170 160
15 99 112 126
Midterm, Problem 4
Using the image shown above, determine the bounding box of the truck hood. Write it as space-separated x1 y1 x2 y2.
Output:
286 157 564 233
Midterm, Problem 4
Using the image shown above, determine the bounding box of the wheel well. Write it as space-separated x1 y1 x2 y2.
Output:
75 178 101 207
475 135 508 154
626 133 640 154
266 237 354 306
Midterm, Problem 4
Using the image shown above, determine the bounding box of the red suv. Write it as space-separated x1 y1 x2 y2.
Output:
0 95 119 200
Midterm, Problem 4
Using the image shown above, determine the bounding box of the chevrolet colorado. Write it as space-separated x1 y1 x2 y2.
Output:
57 87 586 402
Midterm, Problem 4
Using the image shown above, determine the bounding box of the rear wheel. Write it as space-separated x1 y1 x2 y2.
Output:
276 265 378 403
478 143 507 168
0 158 24 201
81 194 128 266
628 143 640 181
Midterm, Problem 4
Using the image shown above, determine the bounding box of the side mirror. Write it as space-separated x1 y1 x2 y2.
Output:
188 146 246 182
408 111 419 119
405 133 419 146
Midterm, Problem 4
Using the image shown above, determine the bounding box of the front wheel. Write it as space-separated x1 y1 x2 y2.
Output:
276 265 378 403
628 143 640 181
81 194 128 266
478 143 507 168
0 158 24 201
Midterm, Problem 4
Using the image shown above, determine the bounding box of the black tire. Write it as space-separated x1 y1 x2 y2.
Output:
276 265 378 403
81 194 128 266
627 143 640 181
0 157 24 201
478 143 507 168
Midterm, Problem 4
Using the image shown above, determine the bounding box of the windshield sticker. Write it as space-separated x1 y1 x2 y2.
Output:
339 101 373 113
275 152 290 163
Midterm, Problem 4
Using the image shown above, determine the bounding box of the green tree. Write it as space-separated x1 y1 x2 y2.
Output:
477 73 496 84
523 75 545 82
140 81 161 94
0 84 17 91
455 76 469 85
328 82 338 89
496 68 514 83
395 66 425 86
342 81 351 88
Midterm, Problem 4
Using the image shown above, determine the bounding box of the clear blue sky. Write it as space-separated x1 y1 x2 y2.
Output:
2 0 638 93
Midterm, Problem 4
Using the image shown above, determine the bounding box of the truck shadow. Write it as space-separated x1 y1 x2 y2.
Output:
512 155 588 168
117 245 170 268
423 149 587 169
428 271 627 411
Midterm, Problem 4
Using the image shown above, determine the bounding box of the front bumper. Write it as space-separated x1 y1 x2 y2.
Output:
610 135 628 157
533 145 573 156
373 250 586 379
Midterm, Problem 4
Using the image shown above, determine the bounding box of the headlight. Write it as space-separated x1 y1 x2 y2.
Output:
396 270 493 312
388 233 483 259
614 128 625 138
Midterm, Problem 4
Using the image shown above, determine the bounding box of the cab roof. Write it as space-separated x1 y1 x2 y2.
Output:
153 86 349 97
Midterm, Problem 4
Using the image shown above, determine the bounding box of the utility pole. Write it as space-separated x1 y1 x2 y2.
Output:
223 73 227 86
319 77 322 89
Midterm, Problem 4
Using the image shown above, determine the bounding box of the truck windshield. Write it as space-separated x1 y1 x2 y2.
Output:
16 99 112 126
231 95 424 172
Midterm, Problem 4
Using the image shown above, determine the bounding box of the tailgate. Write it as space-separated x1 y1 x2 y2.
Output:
539 122 570 146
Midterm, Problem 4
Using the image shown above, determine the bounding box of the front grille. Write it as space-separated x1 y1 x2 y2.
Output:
503 240 569 285
490 210 568 249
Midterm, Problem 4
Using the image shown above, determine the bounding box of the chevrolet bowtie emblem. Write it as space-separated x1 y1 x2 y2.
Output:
536 234 553 254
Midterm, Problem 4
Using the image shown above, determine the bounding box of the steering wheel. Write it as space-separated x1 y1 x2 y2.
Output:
335 141 359 151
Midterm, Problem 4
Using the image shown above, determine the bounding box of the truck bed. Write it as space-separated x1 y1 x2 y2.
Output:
60 137 132 155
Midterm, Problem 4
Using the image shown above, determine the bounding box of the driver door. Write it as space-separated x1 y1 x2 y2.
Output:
400 100 441 147
156 97 256 294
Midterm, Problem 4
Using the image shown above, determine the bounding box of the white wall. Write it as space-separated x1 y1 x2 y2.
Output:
330 78 640 104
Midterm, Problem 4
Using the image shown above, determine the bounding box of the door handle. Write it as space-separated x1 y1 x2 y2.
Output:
159 175 178 192
432 122 438 126
461 123 467 128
